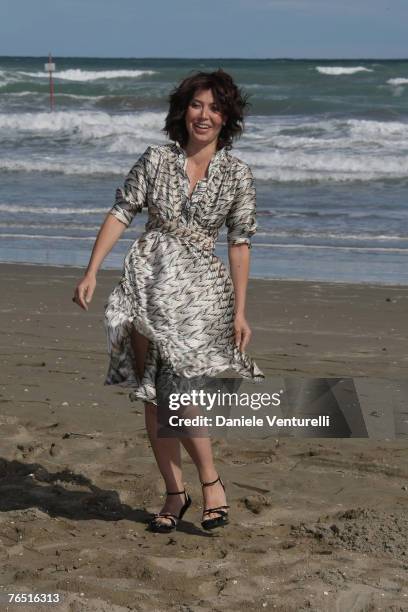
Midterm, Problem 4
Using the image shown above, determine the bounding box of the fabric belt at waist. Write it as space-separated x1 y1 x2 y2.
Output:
143 219 215 252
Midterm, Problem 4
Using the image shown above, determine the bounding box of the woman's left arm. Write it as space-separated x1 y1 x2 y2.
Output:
225 163 258 353
228 244 251 352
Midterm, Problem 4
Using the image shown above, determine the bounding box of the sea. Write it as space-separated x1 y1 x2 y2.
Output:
0 56 407 284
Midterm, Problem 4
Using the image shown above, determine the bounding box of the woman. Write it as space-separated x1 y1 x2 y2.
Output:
73 69 264 533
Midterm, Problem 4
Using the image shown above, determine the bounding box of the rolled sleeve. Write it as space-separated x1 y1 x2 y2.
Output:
225 164 257 248
109 146 152 227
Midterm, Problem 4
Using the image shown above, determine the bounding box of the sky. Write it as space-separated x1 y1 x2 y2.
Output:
0 0 407 59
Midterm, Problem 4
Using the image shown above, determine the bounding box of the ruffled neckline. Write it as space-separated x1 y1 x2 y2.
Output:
171 140 227 178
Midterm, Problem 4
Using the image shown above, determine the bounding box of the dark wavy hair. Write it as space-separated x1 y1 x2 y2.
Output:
162 69 251 151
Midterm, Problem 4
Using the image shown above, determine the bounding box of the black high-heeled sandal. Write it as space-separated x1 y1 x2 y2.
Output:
201 475 230 530
147 489 192 533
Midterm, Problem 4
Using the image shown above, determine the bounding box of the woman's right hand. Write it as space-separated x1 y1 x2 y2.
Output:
72 272 96 311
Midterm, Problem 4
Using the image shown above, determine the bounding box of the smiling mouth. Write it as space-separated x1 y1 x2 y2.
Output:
194 123 211 130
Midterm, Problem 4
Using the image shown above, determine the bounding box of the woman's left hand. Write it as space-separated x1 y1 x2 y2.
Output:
233 312 252 352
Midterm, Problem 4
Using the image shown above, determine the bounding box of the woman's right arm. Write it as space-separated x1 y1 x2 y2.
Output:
73 145 154 311
73 214 126 311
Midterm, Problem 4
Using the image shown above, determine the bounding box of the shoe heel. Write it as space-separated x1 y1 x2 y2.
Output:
179 493 192 520
200 475 229 531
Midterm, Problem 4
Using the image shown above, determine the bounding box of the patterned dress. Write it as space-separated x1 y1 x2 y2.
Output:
103 140 265 406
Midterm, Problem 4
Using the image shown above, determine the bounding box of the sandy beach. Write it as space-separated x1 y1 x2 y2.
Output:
0 262 407 611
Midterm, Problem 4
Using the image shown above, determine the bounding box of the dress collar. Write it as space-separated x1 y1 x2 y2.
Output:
171 140 227 177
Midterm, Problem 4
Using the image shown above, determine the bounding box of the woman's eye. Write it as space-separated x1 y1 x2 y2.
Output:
190 101 219 112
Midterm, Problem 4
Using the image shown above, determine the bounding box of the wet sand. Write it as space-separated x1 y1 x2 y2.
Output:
0 263 407 611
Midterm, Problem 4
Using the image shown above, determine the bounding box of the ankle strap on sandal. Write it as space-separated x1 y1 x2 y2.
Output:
201 475 221 487
166 489 186 495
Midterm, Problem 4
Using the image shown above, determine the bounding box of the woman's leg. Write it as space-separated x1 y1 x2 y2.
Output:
130 327 185 526
180 436 228 522
130 326 227 524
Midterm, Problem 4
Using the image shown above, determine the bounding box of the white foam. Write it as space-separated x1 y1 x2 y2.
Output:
1 91 34 97
2 111 406 149
265 209 407 220
0 217 404 243
55 93 107 100
387 77 408 86
0 158 125 175
0 233 95 241
0 110 164 141
0 233 134 243
1 145 407 181
0 204 109 214
240 135 408 182
2 91 107 100
245 116 408 148
234 117 408 181
269 132 406 152
0 222 103 230
19 69 156 81
1 111 406 182
253 230 408 242
0 71 19 87
1 233 406 253
315 66 373 75
346 118 408 138
237 243 408 254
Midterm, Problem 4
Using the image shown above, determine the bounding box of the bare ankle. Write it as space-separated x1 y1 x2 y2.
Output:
200 469 219 484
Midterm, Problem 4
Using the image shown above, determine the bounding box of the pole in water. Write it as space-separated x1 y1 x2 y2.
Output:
44 52 56 111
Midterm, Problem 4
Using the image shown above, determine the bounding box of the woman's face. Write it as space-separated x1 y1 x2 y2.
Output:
184 88 226 148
